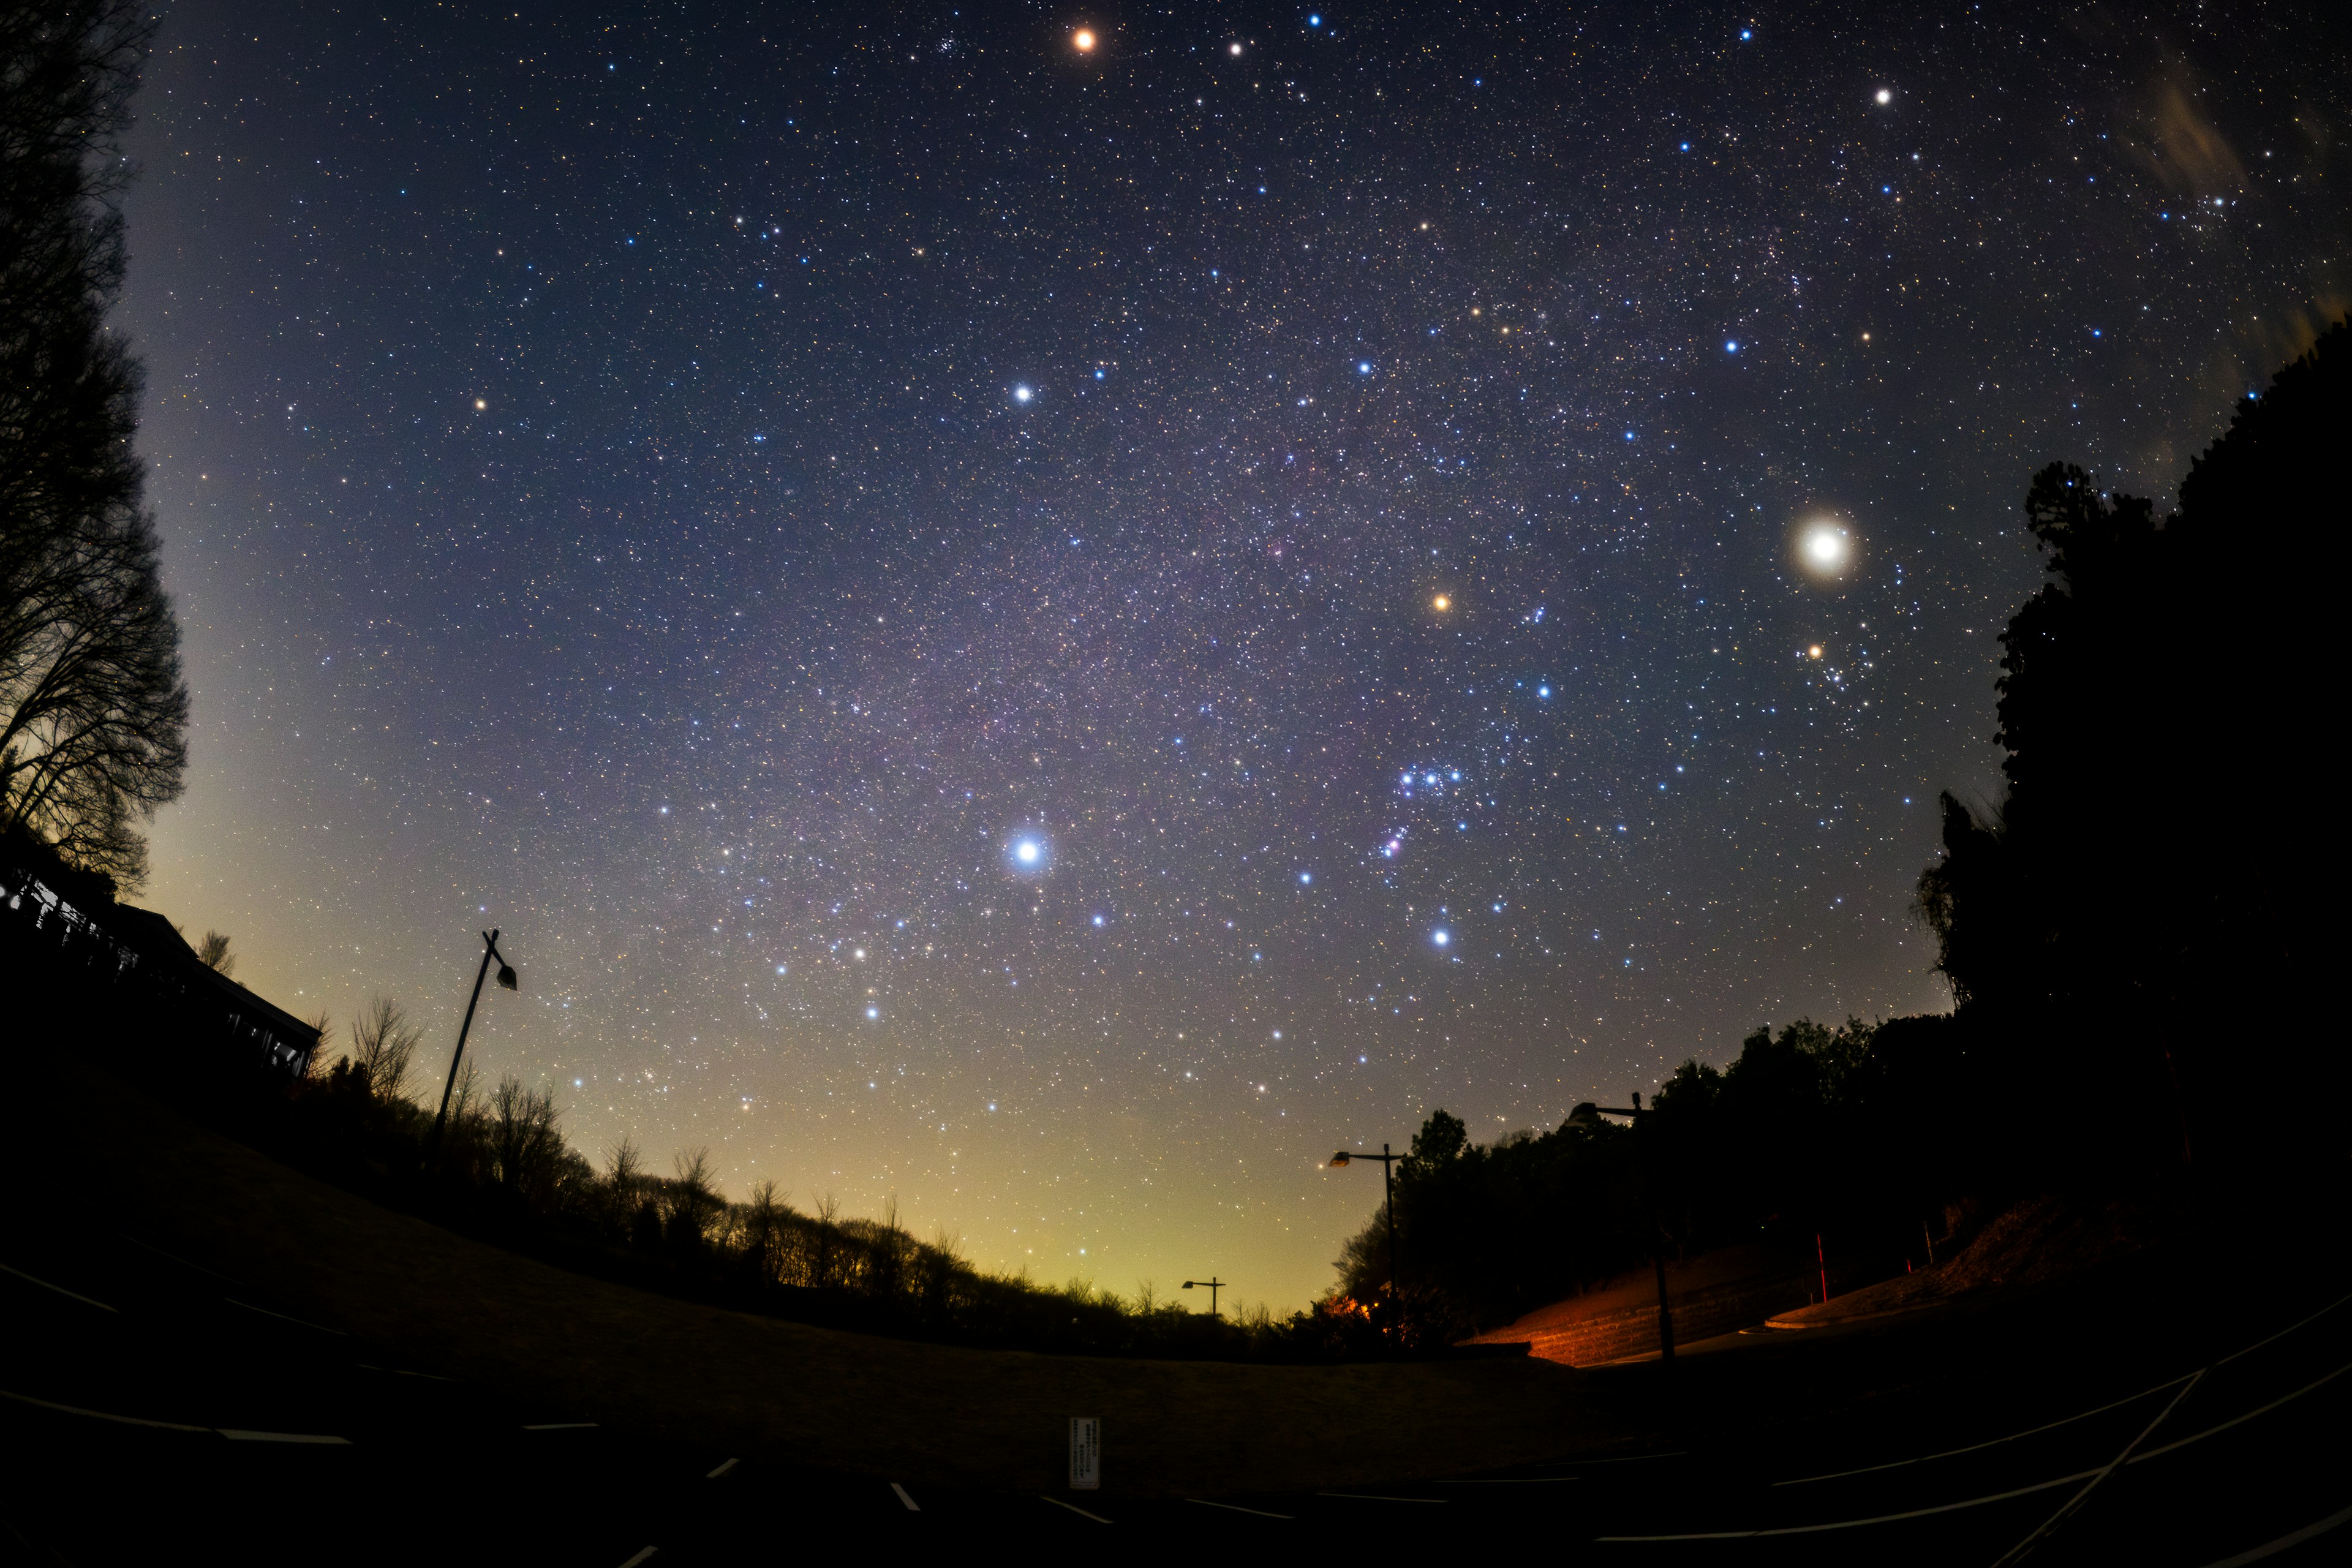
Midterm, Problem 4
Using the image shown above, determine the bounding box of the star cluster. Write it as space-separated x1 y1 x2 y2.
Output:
126 1 2351 1308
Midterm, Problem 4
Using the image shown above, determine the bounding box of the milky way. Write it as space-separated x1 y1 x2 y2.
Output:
125 1 2350 1307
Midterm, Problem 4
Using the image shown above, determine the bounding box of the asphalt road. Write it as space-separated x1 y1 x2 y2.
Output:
4 1215 2346 1564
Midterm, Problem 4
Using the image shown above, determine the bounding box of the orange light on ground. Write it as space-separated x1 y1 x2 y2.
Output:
1072 29 1095 51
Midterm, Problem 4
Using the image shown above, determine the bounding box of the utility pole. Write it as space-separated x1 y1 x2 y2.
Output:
1330 1143 1407 1316
1588 1092 1675 1362
1182 1277 1228 1314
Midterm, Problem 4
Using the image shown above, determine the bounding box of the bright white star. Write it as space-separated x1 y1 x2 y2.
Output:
1800 521 1852 574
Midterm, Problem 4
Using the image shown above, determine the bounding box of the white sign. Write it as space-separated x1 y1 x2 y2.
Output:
1069 1416 1101 1490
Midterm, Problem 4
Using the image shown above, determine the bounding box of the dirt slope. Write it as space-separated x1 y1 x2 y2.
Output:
1768 1195 2181 1329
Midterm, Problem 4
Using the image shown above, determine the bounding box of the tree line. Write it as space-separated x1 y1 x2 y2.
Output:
1329 1016 1940 1344
252 995 1351 1360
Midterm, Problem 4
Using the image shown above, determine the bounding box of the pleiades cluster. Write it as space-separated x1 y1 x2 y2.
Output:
127 1 2350 1306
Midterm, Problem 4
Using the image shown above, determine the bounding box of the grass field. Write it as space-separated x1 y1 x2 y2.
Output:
31 1057 1657 1496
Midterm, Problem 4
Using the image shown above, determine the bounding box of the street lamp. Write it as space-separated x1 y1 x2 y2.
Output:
1330 1143 1405 1313
1182 1277 1227 1314
427 929 517 1160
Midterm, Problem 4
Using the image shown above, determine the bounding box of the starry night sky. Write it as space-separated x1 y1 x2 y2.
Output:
121 1 2349 1310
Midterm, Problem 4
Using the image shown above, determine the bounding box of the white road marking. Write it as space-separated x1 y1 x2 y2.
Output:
2130 1359 2352 1463
2212 1287 2352 1367
1607 1341 2352 1545
616 1548 657 1567
2 1388 209 1432
706 1457 739 1479
120 1234 244 1285
891 1482 920 1511
221 1297 344 1335
1777 1289 2352 1490
1 1262 117 1313
1041 1495 1112 1523
1598 1468 2101 1540
1776 1374 2191 1486
1434 1476 1581 1484
2197 1500 2352 1567
1188 1498 1293 1518
3 1389 350 1444
1992 1368 2206 1567
1317 1493 1448 1503
353 1363 456 1381
522 1422 599 1431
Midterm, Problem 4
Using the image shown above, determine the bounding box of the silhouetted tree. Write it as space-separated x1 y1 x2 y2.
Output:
1329 1017 1934 1334
301 1011 334 1081
487 1075 564 1206
663 1146 722 1256
194 929 233 976
603 1135 644 1224
0 2 186 886
1918 319 2350 1177
349 995 422 1104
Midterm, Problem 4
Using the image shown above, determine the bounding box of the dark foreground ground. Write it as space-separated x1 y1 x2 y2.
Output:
3 1058 2346 1563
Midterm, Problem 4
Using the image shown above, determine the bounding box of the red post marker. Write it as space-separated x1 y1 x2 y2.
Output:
1816 1233 1830 1305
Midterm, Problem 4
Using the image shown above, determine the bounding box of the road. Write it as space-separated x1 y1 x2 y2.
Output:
3 1213 2345 1563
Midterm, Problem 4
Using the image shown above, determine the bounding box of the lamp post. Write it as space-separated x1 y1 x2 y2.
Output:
427 929 517 1161
1329 1143 1406 1316
1581 1093 1675 1363
1182 1277 1227 1315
